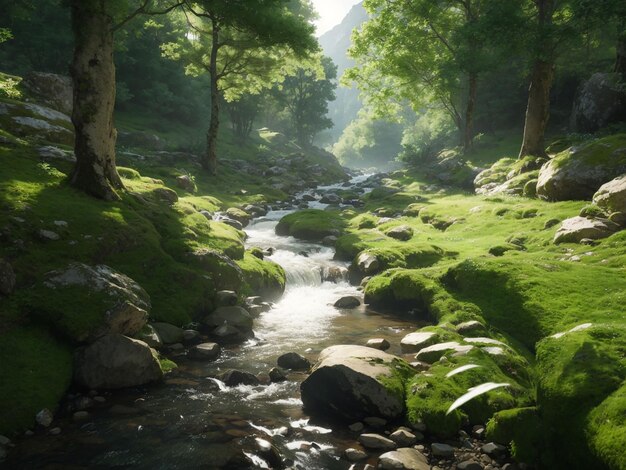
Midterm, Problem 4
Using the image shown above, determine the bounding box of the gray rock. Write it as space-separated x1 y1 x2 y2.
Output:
269 367 287 382
43 263 150 342
356 252 380 275
455 320 485 335
22 71 73 114
366 338 390 351
35 409 54 427
570 73 626 133
152 322 184 345
182 329 201 345
378 448 429 470
537 137 626 201
300 345 408 421
204 306 253 333
135 324 162 349
334 296 361 309
48 427 61 436
0 435 10 446
553 216 619 244
431 442 455 458
390 429 417 447
358 433 397 450
39 229 60 241
344 448 368 462
220 369 260 386
188 342 220 361
481 442 507 456
386 225 414 241
322 235 338 246
593 174 626 215
349 422 365 432
176 175 195 191
277 352 310 370
74 334 163 389
400 332 437 353
216 290 238 307
415 342 473 363
458 461 484 470
0 259 16 295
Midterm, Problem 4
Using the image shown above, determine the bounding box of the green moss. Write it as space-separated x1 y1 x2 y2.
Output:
117 166 142 180
486 407 542 463
275 209 346 241
551 134 626 169
377 358 416 404
237 251 286 301
406 348 531 438
0 327 72 435
587 383 626 470
159 356 178 373
580 204 607 218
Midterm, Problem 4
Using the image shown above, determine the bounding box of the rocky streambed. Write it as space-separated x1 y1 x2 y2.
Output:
3 174 525 470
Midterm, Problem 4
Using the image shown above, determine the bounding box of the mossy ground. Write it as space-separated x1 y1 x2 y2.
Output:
320 162 625 468
275 209 347 241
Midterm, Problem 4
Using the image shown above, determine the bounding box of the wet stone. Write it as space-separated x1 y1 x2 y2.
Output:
366 338 390 351
277 352 310 370
390 428 418 447
344 448 368 462
358 433 397 450
188 342 220 361
269 367 287 382
349 422 365 432
482 442 507 457
35 408 53 427
458 461 484 470
431 442 455 458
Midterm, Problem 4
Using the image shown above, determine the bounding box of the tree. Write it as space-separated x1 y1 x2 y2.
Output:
346 0 522 153
276 56 337 147
68 0 183 201
224 94 262 142
163 0 317 174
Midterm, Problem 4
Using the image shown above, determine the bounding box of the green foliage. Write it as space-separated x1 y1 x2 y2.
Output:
486 407 542 462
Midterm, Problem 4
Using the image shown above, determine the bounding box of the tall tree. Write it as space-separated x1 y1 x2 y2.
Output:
347 0 521 153
276 56 337 147
165 0 317 175
69 0 182 200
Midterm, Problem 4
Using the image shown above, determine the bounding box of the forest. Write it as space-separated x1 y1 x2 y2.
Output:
0 1 625 469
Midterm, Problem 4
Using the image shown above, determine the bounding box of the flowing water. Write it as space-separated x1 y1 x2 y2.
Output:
5 175 422 469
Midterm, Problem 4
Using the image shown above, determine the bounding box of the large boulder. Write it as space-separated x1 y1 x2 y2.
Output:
386 225 414 241
186 249 244 291
570 73 626 133
22 71 73 115
593 174 626 216
204 306 253 339
536 135 626 201
300 345 411 421
553 216 619 244
42 263 150 342
0 101 73 145
74 334 163 389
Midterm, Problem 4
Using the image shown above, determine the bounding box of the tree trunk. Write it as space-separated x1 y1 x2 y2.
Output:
519 60 555 158
204 18 220 175
463 72 477 153
615 31 626 81
69 0 123 200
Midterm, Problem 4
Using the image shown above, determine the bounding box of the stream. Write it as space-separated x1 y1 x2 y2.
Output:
5 175 422 469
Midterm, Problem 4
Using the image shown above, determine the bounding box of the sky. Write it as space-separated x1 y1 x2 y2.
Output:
311 0 362 36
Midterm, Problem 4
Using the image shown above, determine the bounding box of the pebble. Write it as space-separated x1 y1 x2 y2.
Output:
349 422 365 432
366 338 390 351
39 229 60 241
482 442 507 457
390 428 417 446
431 442 455 458
35 408 53 427
358 433 397 450
49 427 61 436
458 460 484 470
472 425 486 439
344 447 368 461
24 430 34 437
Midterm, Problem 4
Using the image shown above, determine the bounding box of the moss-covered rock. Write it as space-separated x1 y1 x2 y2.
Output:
275 209 346 241
237 251 286 301
486 407 542 463
537 134 626 201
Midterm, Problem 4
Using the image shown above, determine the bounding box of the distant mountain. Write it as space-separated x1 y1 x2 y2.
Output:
318 2 368 143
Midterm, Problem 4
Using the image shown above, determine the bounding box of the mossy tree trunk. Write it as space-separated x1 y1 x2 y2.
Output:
69 0 123 201
519 0 555 159
204 17 220 176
